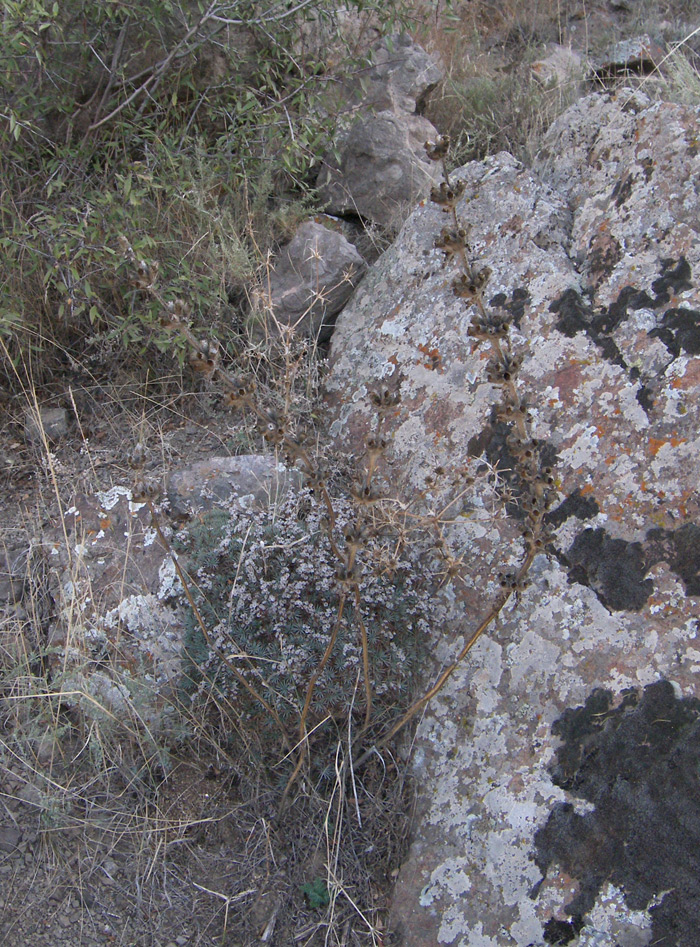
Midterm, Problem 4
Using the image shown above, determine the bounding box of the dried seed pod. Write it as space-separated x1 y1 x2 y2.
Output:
435 226 469 263
365 435 388 454
118 235 134 261
132 477 159 502
368 382 401 412
133 260 159 291
350 481 382 505
127 443 147 469
486 352 522 384
452 274 479 300
343 524 365 548
161 298 190 328
189 339 220 377
424 135 450 161
262 410 287 445
430 180 466 208
498 572 518 589
473 266 492 290
336 564 358 585
468 309 510 342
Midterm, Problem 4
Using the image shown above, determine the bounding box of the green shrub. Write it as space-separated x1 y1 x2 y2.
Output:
0 0 411 389
172 488 429 745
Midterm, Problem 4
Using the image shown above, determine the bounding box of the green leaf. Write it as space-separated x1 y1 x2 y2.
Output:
301 878 330 910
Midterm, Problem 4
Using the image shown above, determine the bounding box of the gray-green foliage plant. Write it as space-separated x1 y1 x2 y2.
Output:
173 487 429 743
0 0 412 387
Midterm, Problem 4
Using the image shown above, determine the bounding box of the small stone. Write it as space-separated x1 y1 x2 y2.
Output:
0 826 22 853
17 783 41 806
24 407 69 445
261 220 366 342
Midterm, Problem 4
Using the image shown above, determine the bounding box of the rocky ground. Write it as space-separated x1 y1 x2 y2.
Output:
2 1 699 945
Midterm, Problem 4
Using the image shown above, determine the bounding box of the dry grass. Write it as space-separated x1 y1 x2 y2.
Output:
0 308 424 944
3 2 698 945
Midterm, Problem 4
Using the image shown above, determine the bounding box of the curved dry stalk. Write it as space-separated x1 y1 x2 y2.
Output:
353 550 535 770
352 585 372 730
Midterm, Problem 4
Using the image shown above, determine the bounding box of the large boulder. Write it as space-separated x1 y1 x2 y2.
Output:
323 89 700 947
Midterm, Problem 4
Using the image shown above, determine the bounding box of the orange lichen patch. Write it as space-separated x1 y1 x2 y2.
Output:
580 483 597 496
417 343 443 372
671 359 700 389
99 516 113 531
647 436 687 456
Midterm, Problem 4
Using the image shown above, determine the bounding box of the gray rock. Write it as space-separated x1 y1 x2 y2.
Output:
293 5 381 63
23 406 68 444
590 34 665 78
41 456 301 734
0 546 26 607
353 33 443 114
0 826 22 853
317 110 442 230
166 454 303 519
262 220 366 341
324 92 700 947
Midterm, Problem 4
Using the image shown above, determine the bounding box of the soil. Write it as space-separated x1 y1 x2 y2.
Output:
0 381 413 946
2 1 698 944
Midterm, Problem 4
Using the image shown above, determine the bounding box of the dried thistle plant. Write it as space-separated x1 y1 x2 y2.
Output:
116 139 559 785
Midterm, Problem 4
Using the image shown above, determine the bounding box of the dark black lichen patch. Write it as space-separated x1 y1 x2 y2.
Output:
651 256 692 305
549 287 653 370
533 681 700 947
645 523 700 596
550 259 694 388
546 490 600 531
635 382 655 412
564 526 652 611
542 916 584 945
648 307 700 356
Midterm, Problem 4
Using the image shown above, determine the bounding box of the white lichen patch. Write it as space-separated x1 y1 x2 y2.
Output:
580 883 652 947
95 485 131 510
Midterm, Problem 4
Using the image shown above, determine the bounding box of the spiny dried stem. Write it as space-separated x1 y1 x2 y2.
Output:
118 144 558 785
351 136 560 765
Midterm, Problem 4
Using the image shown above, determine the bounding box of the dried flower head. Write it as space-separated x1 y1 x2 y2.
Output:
430 180 466 209
424 135 450 161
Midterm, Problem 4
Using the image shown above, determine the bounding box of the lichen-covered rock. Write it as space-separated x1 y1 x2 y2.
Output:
166 454 303 518
323 90 700 946
260 220 366 341
589 34 666 79
40 457 302 732
23 406 68 444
